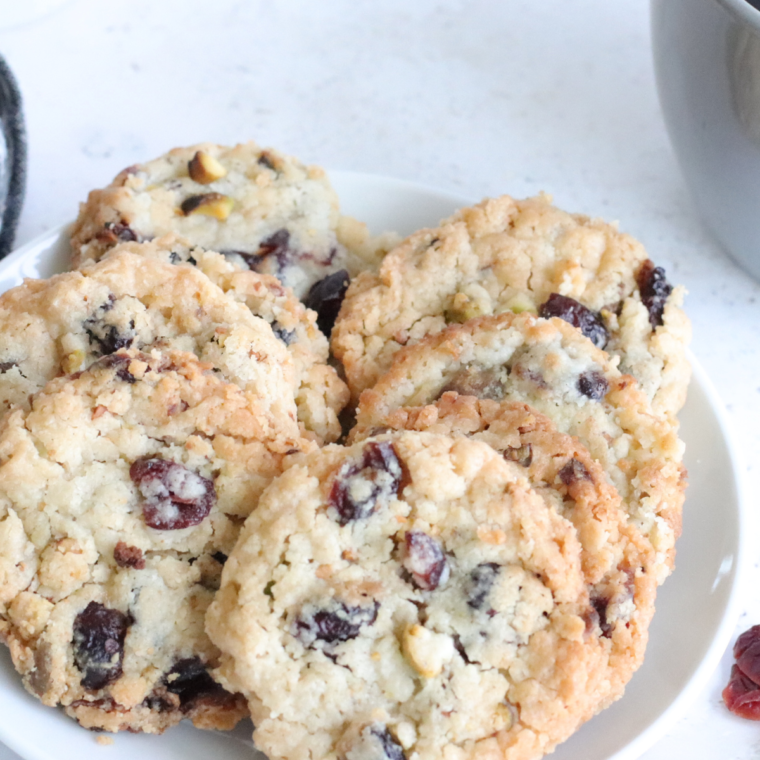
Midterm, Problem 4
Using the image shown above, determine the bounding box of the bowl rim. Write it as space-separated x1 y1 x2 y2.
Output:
715 0 760 28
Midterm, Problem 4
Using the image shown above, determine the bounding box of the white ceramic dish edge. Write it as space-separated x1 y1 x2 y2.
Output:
0 170 747 760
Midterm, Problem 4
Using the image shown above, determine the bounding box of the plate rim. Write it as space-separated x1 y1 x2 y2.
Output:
0 172 749 760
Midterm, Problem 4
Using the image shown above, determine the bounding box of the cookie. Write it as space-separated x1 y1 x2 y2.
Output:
0 348 314 733
350 397 657 707
207 432 632 760
69 141 397 299
332 193 691 417
354 313 686 584
85 236 350 443
0 249 299 432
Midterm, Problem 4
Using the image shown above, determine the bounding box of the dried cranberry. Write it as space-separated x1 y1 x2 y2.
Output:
130 458 216 530
257 229 291 265
141 692 177 713
539 294 608 349
577 370 608 401
98 353 136 383
96 222 139 246
258 152 276 170
83 299 135 357
440 366 506 400
466 563 500 611
271 321 295 345
403 532 449 591
370 725 406 760
590 596 613 638
724 664 760 719
453 635 474 664
503 444 532 468
303 269 350 337
735 626 760 685
72 602 130 691
0 361 18 373
164 657 226 710
295 600 379 646
558 458 590 486
233 229 292 275
113 541 145 569
636 260 672 328
329 442 404 525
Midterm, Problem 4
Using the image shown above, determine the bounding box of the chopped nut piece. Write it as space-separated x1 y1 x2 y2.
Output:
180 193 234 220
188 151 228 184
504 292 537 314
62 350 86 374
402 624 454 678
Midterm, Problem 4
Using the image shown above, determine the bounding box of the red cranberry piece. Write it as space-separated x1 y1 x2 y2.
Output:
503 444 532 468
539 293 608 349
466 563 500 611
303 269 350 337
270 320 295 345
164 657 228 711
295 600 379 646
440 366 506 400
590 596 613 638
736 626 760 685
403 531 449 591
96 221 140 246
636 260 673 328
83 299 136 357
724 664 760 719
72 602 130 691
558 458 591 486
130 458 216 530
231 229 292 276
98 353 136 383
113 541 145 569
370 725 406 760
259 154 275 170
577 370 608 401
329 442 404 525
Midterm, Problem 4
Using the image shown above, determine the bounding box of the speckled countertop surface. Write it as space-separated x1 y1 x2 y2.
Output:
0 0 758 757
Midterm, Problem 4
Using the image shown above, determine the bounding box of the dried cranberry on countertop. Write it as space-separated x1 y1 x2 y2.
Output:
723 625 760 719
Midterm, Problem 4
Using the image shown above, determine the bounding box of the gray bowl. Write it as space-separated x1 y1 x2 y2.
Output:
652 0 760 280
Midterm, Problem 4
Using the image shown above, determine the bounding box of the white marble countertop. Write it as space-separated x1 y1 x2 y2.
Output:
0 0 758 757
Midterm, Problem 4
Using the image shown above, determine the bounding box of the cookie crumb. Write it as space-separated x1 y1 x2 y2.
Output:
96 736 114 746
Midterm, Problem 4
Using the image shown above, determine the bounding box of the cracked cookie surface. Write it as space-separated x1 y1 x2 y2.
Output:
70 141 397 298
332 193 690 417
354 313 686 584
0 348 314 733
0 249 300 433
207 432 639 760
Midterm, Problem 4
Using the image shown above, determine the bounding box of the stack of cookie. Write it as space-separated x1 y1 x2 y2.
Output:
0 142 689 760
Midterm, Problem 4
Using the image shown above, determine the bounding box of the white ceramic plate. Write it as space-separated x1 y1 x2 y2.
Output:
0 172 747 760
